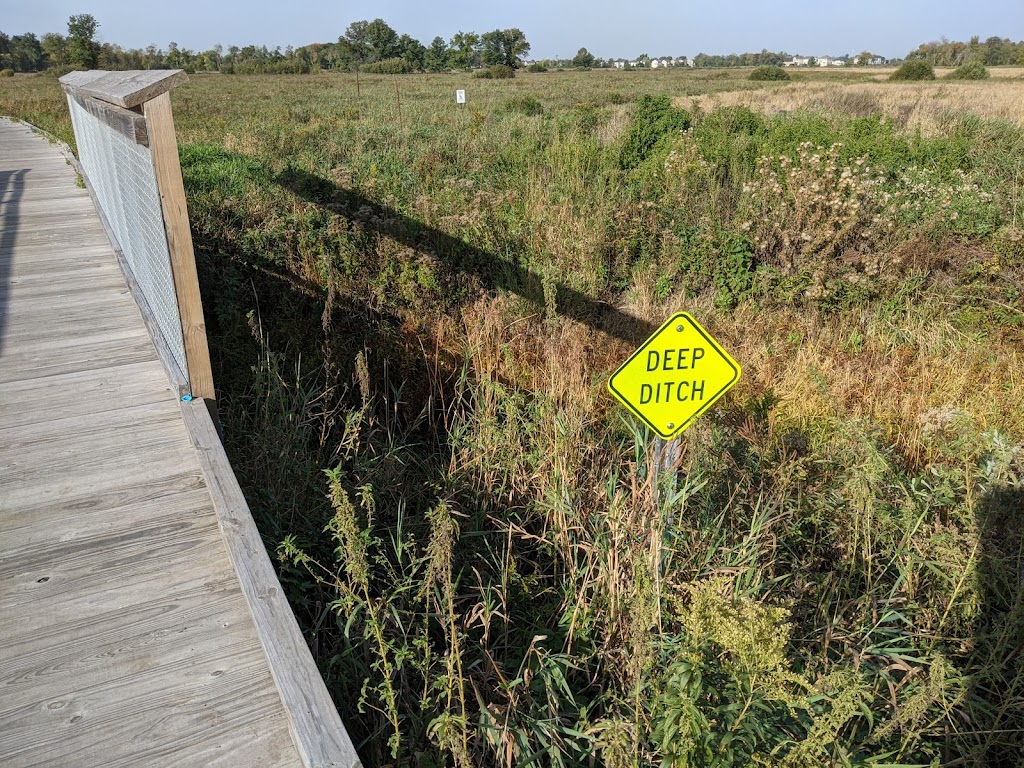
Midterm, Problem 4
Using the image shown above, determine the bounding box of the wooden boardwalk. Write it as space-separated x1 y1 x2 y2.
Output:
0 120 356 766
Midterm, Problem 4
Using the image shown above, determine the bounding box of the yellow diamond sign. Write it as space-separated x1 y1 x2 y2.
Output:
608 312 740 439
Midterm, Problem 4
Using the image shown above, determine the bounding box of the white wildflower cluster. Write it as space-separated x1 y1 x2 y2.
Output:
741 142 887 276
886 167 995 229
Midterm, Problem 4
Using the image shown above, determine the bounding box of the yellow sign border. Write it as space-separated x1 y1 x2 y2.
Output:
607 312 741 439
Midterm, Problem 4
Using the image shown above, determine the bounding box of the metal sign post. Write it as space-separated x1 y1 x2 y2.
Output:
609 312 741 574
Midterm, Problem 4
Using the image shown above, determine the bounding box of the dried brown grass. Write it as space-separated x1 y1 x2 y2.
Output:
686 80 1024 133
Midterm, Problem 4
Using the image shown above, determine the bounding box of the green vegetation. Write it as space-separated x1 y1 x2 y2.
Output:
3 66 1022 768
907 35 1024 67
361 57 413 75
748 65 790 81
473 63 515 79
620 94 691 169
890 60 936 81
947 60 991 80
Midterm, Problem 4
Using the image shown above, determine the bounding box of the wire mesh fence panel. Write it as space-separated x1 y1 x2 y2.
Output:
68 96 189 382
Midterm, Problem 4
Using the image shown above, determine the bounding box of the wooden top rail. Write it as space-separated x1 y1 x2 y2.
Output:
59 69 189 109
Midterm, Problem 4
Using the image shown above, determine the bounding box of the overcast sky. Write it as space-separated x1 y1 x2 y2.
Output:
5 1 1022 59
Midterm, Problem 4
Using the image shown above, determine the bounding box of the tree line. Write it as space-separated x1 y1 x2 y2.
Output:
2 16 1022 76
0 15 530 75
906 36 1024 67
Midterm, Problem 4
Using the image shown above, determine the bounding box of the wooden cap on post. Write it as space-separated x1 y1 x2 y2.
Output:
59 69 189 109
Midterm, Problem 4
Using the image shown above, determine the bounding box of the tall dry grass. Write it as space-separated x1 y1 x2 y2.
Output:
4 67 1023 767
690 80 1024 133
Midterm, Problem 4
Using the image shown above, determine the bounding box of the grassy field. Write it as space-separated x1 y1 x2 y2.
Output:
3 66 1023 767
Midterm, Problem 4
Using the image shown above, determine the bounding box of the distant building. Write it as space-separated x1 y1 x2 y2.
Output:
784 56 811 66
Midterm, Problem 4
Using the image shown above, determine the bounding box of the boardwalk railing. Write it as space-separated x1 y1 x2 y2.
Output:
56 71 362 768
59 70 213 405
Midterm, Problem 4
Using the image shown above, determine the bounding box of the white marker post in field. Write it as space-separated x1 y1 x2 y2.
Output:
455 89 466 105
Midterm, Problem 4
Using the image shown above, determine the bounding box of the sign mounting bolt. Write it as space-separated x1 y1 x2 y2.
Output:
676 325 683 331
667 422 675 429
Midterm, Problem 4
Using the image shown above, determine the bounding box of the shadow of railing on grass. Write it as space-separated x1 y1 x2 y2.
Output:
0 169 28 356
969 476 1024 764
274 165 657 347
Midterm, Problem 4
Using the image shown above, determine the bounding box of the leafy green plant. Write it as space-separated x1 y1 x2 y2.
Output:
620 94 691 170
475 64 515 79
890 61 935 81
363 57 414 74
946 60 990 80
749 66 790 81
503 94 544 116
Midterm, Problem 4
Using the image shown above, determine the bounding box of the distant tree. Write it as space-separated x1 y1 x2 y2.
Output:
983 36 1009 66
449 31 481 69
480 28 530 69
397 33 425 71
364 19 400 60
339 20 372 68
424 36 449 72
41 32 68 69
144 43 164 69
1 33 45 72
67 13 100 69
166 41 182 68
571 47 595 68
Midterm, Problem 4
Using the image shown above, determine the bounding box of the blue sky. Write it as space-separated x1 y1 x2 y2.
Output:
5 0 1022 60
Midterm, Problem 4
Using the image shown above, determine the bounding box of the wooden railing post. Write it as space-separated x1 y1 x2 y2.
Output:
142 91 216 406
59 70 216 414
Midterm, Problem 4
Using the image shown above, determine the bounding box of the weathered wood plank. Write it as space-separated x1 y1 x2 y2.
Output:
182 402 363 768
2 248 120 275
0 361 173 430
0 651 301 768
0 327 156 384
0 469 206 540
62 92 149 146
0 116 354 768
0 226 109 251
5 269 127 301
59 69 189 109
2 283 135 317
144 92 216 403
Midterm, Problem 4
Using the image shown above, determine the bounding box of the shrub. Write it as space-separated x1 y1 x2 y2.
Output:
890 60 935 81
0 69 14 78
619 94 691 170
474 64 514 79
947 60 990 80
749 65 790 81
363 57 413 75
502 95 544 116
526 62 547 73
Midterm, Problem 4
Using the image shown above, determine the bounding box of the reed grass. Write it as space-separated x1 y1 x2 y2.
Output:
3 65 1022 767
